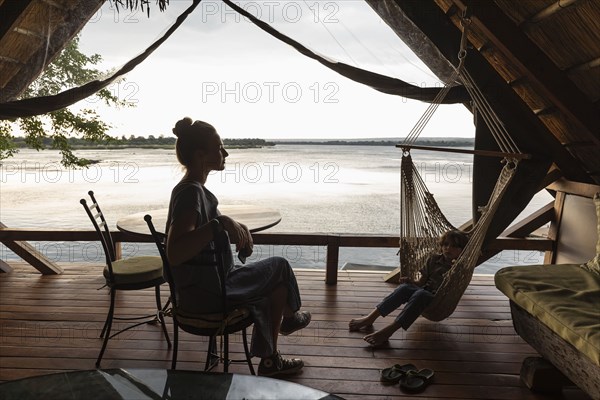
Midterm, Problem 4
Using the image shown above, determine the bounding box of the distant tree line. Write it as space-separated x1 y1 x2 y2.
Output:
10 136 474 150
9 136 276 149
272 138 474 147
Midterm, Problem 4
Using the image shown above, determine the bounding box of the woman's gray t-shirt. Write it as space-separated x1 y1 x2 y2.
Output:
165 180 234 314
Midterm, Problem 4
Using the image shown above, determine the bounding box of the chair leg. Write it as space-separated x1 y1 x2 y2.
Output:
99 288 113 339
97 289 116 367
155 285 171 348
171 321 179 370
242 328 255 375
205 336 219 372
223 334 229 373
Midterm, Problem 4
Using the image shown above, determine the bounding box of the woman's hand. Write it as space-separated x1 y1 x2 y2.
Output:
218 215 254 254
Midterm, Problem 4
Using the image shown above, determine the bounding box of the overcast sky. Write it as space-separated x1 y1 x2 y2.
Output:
77 0 475 140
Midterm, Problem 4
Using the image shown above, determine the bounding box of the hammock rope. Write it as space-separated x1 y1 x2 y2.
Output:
398 14 522 321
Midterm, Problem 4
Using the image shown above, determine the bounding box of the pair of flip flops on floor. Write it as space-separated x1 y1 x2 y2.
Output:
380 363 435 393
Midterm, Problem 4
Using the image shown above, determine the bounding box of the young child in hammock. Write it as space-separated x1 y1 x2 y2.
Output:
349 229 468 347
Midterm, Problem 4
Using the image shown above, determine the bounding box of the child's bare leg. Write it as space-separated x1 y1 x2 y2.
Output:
349 308 381 331
363 321 402 346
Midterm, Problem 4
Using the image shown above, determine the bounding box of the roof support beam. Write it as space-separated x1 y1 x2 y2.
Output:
385 0 589 182
0 1 32 40
523 0 579 26
454 0 600 146
0 0 104 102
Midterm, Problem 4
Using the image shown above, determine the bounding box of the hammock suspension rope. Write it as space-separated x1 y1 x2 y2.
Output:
398 13 524 321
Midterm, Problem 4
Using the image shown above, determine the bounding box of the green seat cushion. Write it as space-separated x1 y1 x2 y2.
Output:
104 256 164 285
495 264 600 366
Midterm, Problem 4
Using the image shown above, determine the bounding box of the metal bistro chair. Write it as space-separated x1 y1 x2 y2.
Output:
144 214 255 374
80 191 171 367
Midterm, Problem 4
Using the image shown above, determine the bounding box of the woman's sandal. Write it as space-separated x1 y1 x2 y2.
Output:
399 368 435 393
380 363 417 384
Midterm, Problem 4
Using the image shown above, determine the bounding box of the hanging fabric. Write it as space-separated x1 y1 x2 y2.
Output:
0 0 202 120
221 0 469 104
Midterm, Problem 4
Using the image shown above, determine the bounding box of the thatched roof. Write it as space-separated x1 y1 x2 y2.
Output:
1 0 598 185
0 0 103 103
367 0 600 185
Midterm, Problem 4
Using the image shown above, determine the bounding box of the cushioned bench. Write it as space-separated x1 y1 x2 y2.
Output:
495 264 600 397
495 191 600 398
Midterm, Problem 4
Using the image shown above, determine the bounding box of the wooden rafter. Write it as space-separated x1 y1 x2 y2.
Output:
522 0 580 26
0 0 104 102
387 0 589 182
0 1 33 40
453 0 600 147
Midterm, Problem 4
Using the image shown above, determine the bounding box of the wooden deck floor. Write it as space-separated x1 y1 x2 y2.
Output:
0 263 590 399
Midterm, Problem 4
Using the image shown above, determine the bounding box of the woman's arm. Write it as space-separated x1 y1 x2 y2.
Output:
217 215 253 253
166 210 255 266
166 208 215 266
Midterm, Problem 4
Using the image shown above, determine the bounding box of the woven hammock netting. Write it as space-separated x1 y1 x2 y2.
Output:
398 16 523 322
400 153 518 321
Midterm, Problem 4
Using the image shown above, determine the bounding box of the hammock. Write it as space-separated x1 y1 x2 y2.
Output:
398 15 524 321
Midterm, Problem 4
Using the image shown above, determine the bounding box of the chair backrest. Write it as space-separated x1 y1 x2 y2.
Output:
144 214 229 314
80 191 116 274
145 214 178 307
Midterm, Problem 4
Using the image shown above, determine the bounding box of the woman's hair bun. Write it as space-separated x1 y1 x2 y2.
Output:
172 117 193 137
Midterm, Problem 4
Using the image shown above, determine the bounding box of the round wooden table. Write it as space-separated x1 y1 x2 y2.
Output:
116 205 281 237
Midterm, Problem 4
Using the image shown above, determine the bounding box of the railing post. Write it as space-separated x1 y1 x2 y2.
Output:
326 234 340 285
114 242 122 260
544 191 565 264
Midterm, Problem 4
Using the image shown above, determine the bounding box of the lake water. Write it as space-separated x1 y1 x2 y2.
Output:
0 145 552 273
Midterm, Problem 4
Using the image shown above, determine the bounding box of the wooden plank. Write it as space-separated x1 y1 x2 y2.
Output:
0 1 32 46
326 235 340 285
453 0 600 147
500 202 554 238
0 229 141 242
0 263 591 399
0 259 13 273
0 222 62 275
546 178 600 198
385 0 589 182
478 202 555 264
545 191 565 264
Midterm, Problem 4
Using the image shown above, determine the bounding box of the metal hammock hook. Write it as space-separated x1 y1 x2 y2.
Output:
457 8 472 66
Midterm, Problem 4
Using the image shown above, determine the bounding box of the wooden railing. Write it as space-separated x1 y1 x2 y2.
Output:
5 179 598 282
0 229 553 284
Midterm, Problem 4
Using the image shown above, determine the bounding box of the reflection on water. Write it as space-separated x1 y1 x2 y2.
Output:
1 146 551 273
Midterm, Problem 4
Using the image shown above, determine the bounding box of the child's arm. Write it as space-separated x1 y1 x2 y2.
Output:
399 275 427 286
414 274 428 287
414 253 436 287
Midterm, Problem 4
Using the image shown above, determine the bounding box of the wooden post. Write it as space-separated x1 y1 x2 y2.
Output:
114 241 122 260
384 267 402 283
0 259 13 273
325 235 340 285
544 192 565 264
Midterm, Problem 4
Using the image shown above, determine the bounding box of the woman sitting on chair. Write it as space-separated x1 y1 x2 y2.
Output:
165 117 311 377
